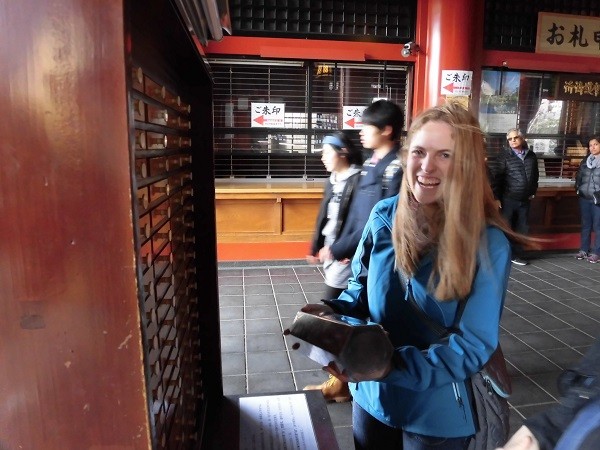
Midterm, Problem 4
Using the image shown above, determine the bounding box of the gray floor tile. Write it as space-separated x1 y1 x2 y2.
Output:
220 319 244 336
293 266 324 275
248 372 296 393
218 276 243 286
219 306 244 321
219 284 245 295
500 334 534 354
500 316 541 334
246 333 287 352
243 275 273 285
220 335 245 353
536 288 579 301
245 318 284 335
245 284 274 295
508 376 556 406
217 254 599 450
273 283 305 294
223 375 246 395
243 268 270 276
278 303 304 319
275 292 308 304
219 294 244 307
245 304 279 319
301 281 328 293
553 312 599 329
270 274 302 283
246 351 291 374
514 331 568 351
269 267 298 275
245 293 276 306
506 352 562 376
222 352 246 376
219 268 243 277
537 347 587 370
548 328 597 347
512 402 558 421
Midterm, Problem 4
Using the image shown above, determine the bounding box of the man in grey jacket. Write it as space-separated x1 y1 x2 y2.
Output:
490 129 539 265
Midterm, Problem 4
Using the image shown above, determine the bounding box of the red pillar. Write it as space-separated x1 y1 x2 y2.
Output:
413 0 478 113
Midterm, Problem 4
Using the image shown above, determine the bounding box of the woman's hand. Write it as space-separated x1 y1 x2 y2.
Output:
495 425 539 450
301 303 335 316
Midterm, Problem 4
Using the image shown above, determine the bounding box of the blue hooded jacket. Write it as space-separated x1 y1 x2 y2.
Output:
327 195 512 438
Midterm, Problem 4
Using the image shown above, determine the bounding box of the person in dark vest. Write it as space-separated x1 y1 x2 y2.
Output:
303 99 404 403
490 129 539 266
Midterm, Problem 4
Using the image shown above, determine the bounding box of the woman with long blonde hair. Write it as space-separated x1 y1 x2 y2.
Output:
302 102 528 449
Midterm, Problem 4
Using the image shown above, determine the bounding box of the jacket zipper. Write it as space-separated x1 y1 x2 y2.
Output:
453 382 467 422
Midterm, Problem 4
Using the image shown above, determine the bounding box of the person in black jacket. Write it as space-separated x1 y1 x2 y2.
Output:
328 100 404 261
574 136 600 263
497 337 600 450
307 131 363 299
490 129 539 266
304 99 404 402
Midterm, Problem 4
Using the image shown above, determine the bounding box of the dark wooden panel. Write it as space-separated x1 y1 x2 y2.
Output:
0 0 151 448
529 187 580 234
129 0 221 448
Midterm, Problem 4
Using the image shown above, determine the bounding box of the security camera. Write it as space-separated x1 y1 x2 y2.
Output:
401 41 419 57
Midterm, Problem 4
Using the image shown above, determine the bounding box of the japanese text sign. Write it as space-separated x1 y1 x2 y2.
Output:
555 74 600 102
536 12 600 57
342 106 367 129
251 103 285 127
440 70 473 97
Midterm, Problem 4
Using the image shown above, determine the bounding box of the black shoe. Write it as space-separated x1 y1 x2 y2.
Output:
511 257 528 266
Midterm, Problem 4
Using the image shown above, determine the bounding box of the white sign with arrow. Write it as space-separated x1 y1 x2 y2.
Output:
342 106 367 129
251 103 285 127
440 70 473 97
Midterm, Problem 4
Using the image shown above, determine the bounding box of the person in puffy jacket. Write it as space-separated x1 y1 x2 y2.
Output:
303 102 532 450
490 129 539 266
574 136 600 263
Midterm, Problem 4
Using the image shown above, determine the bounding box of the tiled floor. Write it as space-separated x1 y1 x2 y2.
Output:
218 253 600 449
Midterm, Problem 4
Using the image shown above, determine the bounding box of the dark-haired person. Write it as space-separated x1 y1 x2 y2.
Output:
490 128 539 266
574 136 600 263
307 132 363 300
304 99 404 403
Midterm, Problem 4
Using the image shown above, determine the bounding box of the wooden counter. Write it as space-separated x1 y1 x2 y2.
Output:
215 179 325 243
214 179 581 259
530 183 579 234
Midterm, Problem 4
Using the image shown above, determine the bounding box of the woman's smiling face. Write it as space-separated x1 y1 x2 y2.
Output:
406 120 455 205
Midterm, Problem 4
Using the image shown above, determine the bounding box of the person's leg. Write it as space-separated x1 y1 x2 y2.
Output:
501 198 525 262
579 198 593 254
402 431 471 450
500 197 518 229
353 401 403 450
588 201 600 263
510 200 531 261
514 200 530 235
